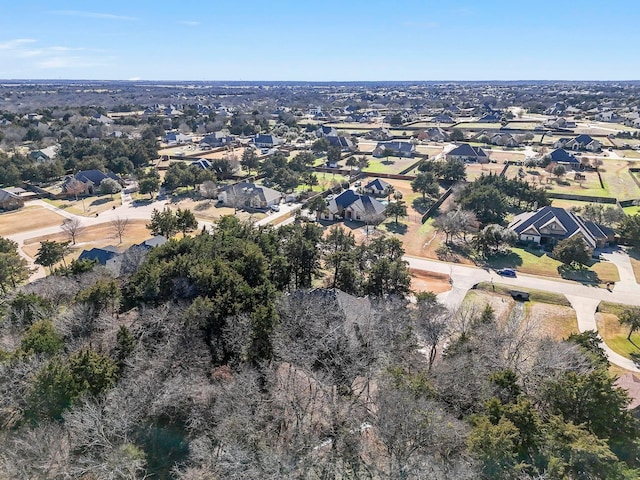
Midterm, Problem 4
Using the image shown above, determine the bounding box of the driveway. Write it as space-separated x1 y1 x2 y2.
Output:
405 255 640 372
600 248 639 293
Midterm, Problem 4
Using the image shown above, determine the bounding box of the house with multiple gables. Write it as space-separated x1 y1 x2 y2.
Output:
490 132 519 147
199 131 235 149
554 134 601 152
78 236 167 277
218 182 282 209
29 145 59 163
363 178 393 197
417 127 449 142
548 148 580 167
509 206 614 250
253 134 282 149
320 189 386 222
62 170 123 196
315 125 338 137
326 135 354 152
163 131 192 146
478 113 502 123
373 141 415 158
446 144 489 163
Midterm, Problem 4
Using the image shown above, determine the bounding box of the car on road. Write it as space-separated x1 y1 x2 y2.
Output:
270 204 280 212
496 268 517 277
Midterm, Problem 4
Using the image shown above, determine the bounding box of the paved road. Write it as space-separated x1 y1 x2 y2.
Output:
405 255 640 372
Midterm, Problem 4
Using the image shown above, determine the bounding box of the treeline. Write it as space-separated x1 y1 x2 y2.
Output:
0 217 638 479
0 134 158 187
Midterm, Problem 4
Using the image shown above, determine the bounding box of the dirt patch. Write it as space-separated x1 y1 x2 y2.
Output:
410 270 451 294
0 206 66 236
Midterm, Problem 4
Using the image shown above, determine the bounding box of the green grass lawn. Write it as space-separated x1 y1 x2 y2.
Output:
486 246 619 285
596 304 640 360
475 281 572 306
598 161 640 200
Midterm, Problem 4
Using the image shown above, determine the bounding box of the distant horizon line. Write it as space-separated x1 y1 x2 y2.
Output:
1 78 640 84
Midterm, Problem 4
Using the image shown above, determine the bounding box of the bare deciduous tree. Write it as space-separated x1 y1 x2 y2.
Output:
61 217 84 245
111 216 130 244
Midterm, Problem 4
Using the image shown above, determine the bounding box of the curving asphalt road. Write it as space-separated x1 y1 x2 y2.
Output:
405 254 640 373
5 197 640 372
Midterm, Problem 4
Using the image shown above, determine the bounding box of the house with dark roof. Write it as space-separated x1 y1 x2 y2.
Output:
478 113 502 123
555 134 601 152
363 178 393 196
548 149 580 167
200 131 234 149
509 206 614 250
218 182 282 209
446 144 489 163
490 133 519 147
62 170 123 196
0 188 25 210
326 135 354 152
373 141 415 158
78 246 121 265
191 159 212 170
320 189 386 222
432 114 455 124
254 134 282 148
315 125 338 137
163 131 192 146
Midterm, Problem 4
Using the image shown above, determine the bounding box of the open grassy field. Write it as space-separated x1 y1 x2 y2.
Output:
465 162 506 181
414 145 445 158
487 151 526 163
22 220 152 266
475 281 572 307
504 122 543 130
486 246 619 285
455 122 503 129
598 160 640 200
596 308 640 360
464 285 578 341
0 206 65 236
363 156 420 175
46 194 123 216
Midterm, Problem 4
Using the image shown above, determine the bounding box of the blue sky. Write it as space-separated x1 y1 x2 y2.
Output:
0 0 637 81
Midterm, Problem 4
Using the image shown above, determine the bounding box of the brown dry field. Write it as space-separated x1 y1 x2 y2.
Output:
49 195 123 216
487 151 526 162
467 291 578 342
22 220 151 263
465 162 507 180
526 302 578 341
0 206 65 236
410 270 451 295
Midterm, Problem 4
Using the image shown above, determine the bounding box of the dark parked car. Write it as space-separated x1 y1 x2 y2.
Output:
496 268 517 277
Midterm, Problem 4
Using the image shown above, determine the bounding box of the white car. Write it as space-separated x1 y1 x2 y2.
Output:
270 204 280 212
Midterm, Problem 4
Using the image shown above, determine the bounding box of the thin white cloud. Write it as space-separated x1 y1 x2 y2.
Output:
37 55 115 69
52 10 137 21
0 38 37 50
178 20 201 26
0 39 115 70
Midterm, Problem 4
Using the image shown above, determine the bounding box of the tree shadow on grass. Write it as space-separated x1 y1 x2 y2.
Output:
412 197 432 214
558 264 601 285
132 198 154 207
90 197 111 206
485 251 524 269
384 222 408 235
194 200 214 211
629 351 640 368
